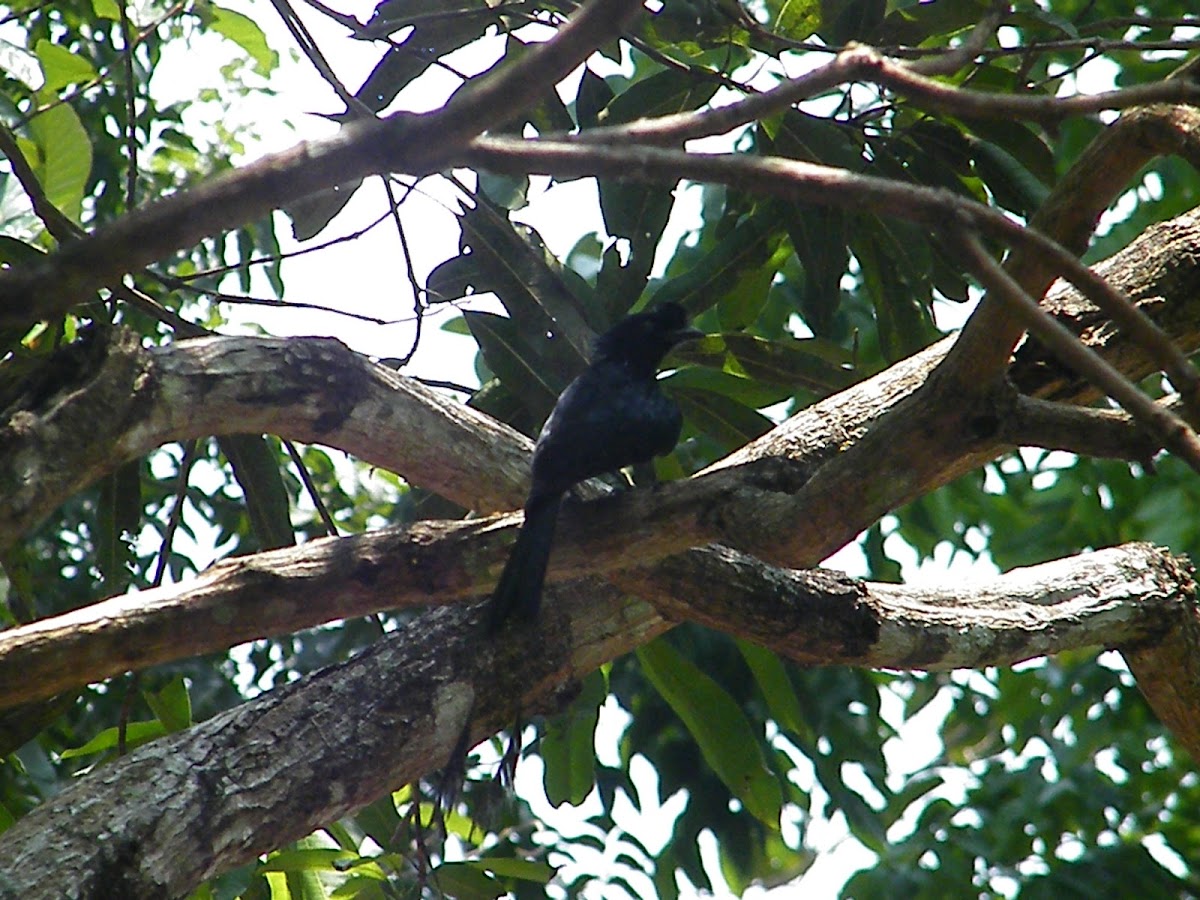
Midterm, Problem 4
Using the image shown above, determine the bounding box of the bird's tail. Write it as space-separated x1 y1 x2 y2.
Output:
486 492 562 633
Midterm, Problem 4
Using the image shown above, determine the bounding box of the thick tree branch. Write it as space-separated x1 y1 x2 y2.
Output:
0 542 1192 897
0 331 533 549
621 543 1192 670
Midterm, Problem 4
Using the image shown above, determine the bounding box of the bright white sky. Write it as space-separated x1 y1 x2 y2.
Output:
142 3 1191 897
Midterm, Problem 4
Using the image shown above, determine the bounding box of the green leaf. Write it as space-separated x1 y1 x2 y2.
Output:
285 179 363 242
672 386 774 450
26 92 92 223
971 137 1052 217
575 67 615 130
597 179 674 313
352 793 401 852
259 848 358 873
851 215 936 360
737 640 811 739
463 310 563 419
541 669 606 807
769 0 822 40
601 69 721 126
425 253 486 304
766 110 863 169
218 435 295 551
651 214 778 318
426 861 498 897
660 364 792 409
143 676 192 733
0 235 45 266
35 40 98 91
637 637 783 826
458 202 596 355
208 5 278 76
61 719 166 758
477 171 528 211
726 332 855 392
95 459 140 592
91 0 121 20
471 857 555 883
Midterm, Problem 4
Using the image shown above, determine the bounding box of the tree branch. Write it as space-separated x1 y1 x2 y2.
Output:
949 103 1200 381
575 43 1200 146
0 331 533 549
1000 394 1164 462
462 135 1183 389
5 206 1200 710
951 229 1200 472
621 543 1192 670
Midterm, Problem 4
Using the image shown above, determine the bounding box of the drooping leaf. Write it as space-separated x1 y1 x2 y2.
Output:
25 93 92 223
458 202 596 358
464 310 563 420
541 669 606 807
95 459 141 592
651 213 778 318
143 676 192 733
60 719 166 758
637 637 784 827
218 435 295 551
673 386 775 449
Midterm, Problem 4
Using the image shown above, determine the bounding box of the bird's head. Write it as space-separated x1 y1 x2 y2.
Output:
592 302 704 375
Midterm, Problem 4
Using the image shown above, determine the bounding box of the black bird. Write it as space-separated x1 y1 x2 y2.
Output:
486 302 702 632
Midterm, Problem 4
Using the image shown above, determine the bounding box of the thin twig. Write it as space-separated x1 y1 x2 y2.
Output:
284 440 339 537
578 43 1200 146
118 1 139 210
906 1 1007 76
0 0 647 325
270 0 370 117
383 177 425 368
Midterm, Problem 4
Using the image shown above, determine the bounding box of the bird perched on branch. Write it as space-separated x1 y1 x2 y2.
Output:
486 302 703 632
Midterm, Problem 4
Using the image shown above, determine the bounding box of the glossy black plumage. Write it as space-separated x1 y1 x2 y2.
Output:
486 302 701 632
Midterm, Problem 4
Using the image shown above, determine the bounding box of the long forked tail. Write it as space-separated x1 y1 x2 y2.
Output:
486 492 562 633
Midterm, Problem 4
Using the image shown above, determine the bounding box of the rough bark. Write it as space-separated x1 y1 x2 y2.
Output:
0 331 534 549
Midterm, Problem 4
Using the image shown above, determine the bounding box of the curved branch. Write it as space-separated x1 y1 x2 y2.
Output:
0 331 533 549
576 44 1200 147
